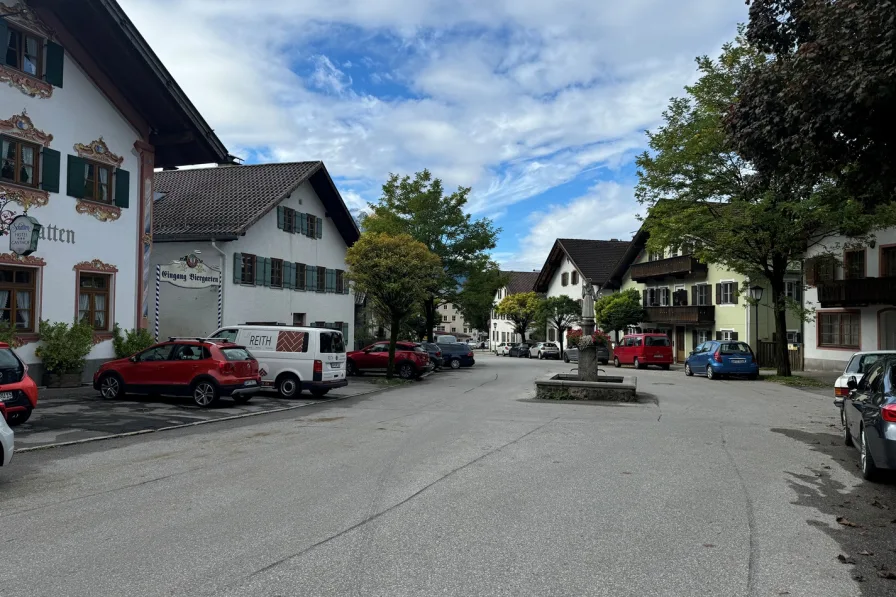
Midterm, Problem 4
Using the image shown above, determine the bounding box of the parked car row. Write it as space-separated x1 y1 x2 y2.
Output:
346 339 476 378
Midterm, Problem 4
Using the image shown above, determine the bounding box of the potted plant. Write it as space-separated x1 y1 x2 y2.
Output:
35 319 95 387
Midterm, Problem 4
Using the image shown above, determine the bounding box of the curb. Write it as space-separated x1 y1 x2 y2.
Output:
16 384 392 454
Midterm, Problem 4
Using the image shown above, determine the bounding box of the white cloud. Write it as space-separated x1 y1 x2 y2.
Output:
500 181 642 271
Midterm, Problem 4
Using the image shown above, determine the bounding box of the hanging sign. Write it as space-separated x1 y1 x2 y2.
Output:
159 254 221 288
8 214 42 256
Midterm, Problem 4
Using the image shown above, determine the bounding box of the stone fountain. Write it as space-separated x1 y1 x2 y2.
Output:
534 278 638 401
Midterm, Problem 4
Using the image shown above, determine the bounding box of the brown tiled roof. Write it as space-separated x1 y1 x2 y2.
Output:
501 271 540 294
534 238 632 292
153 162 360 245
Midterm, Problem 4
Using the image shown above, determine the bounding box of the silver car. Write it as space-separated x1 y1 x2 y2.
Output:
562 345 610 364
531 342 560 359
0 413 13 467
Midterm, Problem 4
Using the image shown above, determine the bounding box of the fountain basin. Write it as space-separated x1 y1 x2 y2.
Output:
535 374 637 402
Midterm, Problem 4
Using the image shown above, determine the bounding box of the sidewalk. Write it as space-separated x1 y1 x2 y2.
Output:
14 379 384 451
760 368 837 399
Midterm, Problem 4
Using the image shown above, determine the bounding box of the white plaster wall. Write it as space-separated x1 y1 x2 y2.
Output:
491 287 521 343
149 180 356 347
1 25 143 366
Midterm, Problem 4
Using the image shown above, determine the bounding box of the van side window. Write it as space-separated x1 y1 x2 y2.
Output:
212 329 238 343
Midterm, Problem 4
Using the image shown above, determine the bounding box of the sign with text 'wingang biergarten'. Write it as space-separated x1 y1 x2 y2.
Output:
160 254 221 289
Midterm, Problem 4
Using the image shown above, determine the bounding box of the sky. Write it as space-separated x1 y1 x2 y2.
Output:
122 0 747 272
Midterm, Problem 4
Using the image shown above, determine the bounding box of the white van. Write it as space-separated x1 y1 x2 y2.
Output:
434 334 457 344
208 325 347 398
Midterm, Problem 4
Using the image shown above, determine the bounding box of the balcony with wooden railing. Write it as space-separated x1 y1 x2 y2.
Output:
644 306 715 325
818 277 896 308
630 255 707 282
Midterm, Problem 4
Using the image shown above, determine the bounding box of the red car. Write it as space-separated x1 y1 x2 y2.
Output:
0 343 39 426
613 333 673 370
93 338 261 407
347 341 432 379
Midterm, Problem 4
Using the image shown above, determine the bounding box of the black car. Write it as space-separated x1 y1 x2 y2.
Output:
420 342 444 370
508 343 531 358
837 356 896 481
437 343 476 369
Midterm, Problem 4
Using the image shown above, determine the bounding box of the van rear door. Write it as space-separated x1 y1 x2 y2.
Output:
318 330 347 380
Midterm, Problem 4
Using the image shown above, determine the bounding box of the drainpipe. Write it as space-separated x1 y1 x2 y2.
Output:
211 239 226 325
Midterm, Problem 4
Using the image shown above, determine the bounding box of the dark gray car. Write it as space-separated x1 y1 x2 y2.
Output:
563 345 610 364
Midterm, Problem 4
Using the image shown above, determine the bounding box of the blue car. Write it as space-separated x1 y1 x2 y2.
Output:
437 343 476 369
685 340 759 380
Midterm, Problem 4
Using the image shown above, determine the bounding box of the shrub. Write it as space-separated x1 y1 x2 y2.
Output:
112 324 154 358
35 319 95 374
0 321 21 347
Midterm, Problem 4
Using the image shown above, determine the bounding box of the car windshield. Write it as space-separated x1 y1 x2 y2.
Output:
221 347 254 361
319 332 345 353
720 342 752 355
0 348 21 370
645 336 670 347
845 353 884 375
544 343 557 349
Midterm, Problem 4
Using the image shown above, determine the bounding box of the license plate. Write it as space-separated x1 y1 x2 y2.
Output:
654 354 663 358
0 391 11 402
731 359 746 364
243 380 257 386
330 362 342 369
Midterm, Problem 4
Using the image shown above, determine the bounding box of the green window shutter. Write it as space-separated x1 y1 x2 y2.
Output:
114 168 130 208
277 206 285 230
284 262 294 289
40 148 61 193
263 258 272 287
255 256 265 286
342 323 349 338
299 213 306 235
317 217 323 239
330 269 337 293
310 267 318 291
0 21 8 54
44 41 64 88
66 155 86 198
233 253 243 284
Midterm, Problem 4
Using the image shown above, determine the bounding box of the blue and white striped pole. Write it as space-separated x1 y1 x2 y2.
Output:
217 282 223 329
154 265 161 341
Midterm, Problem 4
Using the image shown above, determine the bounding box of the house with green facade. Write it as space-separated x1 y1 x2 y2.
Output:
605 227 803 365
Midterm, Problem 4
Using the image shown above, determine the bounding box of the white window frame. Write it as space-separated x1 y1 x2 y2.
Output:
695 284 711 306
697 330 709 344
659 287 671 307
720 329 735 341
719 280 736 306
784 280 802 302
786 330 800 344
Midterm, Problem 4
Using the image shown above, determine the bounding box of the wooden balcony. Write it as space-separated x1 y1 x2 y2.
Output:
631 255 707 282
818 277 896 308
644 306 715 325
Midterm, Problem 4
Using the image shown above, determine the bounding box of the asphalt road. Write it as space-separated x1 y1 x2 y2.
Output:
1 353 894 597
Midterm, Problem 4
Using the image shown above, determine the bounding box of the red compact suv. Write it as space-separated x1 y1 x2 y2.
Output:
347 341 432 379
613 333 673 370
0 343 39 425
93 338 261 407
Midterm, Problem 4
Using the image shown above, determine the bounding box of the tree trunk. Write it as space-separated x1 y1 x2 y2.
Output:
387 316 400 379
558 325 565 358
424 296 436 341
769 272 792 377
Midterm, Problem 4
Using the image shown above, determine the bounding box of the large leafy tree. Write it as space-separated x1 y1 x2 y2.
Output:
363 170 500 341
455 264 507 333
496 292 542 342
345 233 442 378
731 1 896 215
636 37 879 376
594 290 645 340
539 296 581 357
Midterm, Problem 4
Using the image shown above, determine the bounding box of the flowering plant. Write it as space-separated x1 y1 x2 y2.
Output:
566 329 611 349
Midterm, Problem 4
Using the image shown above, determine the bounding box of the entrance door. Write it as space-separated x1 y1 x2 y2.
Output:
676 327 686 363
881 310 896 350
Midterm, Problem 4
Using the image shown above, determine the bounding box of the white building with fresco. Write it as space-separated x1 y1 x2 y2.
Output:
0 0 228 380
490 271 539 345
150 162 359 347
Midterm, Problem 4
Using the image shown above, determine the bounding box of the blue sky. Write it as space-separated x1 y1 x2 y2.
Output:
122 0 747 271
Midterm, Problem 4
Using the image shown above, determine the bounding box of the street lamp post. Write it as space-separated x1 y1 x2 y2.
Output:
749 285 764 366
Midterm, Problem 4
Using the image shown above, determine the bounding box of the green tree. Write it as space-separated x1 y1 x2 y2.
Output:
636 37 879 376
539 296 581 357
363 170 500 341
345 233 442 378
496 292 542 342
455 264 507 334
594 289 645 340
731 1 896 215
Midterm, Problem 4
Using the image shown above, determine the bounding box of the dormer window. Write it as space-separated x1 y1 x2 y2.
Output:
4 24 42 77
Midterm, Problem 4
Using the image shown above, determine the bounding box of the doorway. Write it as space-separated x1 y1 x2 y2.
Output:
880 309 896 350
676 326 686 363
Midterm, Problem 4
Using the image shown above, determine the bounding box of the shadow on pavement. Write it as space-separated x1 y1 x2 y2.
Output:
772 427 896 595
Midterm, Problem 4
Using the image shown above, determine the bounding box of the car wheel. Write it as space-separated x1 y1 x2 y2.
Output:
706 365 716 380
450 358 461 370
860 427 880 481
277 374 300 398
310 388 330 398
843 414 853 447
346 360 359 376
747 372 759 381
685 363 693 377
634 358 642 370
600 360 609 365
5 407 32 426
99 373 124 399
661 364 670 371
564 354 570 363
398 363 416 379
613 356 621 368
192 380 219 407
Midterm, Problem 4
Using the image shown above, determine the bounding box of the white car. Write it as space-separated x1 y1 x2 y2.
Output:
496 342 512 356
835 351 896 398
1 413 13 467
